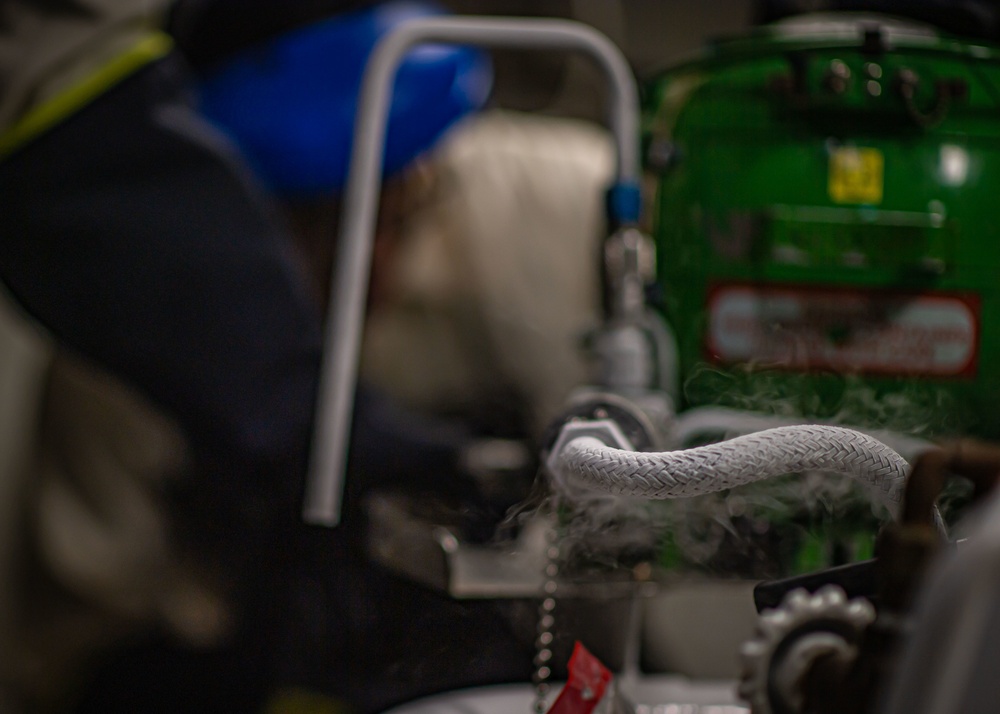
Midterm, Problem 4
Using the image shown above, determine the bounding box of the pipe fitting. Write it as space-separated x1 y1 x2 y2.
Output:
545 419 635 496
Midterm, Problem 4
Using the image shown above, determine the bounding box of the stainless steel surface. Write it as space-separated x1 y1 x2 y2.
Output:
365 492 656 600
381 677 748 714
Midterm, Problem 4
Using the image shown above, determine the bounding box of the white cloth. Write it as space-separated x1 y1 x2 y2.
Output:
362 110 615 435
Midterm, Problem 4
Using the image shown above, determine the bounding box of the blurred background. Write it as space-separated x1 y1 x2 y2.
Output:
4 1 1000 713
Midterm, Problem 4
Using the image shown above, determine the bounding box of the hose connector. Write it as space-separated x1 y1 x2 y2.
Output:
545 419 634 496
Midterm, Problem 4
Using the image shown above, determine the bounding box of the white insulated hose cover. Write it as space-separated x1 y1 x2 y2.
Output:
559 425 912 520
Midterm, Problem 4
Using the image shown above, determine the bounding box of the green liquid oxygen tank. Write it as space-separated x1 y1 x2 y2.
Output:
644 13 1000 440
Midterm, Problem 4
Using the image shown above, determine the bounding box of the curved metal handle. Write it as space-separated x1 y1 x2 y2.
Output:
303 16 642 525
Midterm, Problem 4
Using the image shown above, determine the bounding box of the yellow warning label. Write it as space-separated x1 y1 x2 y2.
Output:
828 147 884 204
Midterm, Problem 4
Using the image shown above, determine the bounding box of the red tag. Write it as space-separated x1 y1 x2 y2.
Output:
546 642 613 714
706 283 980 378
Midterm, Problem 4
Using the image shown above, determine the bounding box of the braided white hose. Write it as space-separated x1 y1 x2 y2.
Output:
557 424 946 533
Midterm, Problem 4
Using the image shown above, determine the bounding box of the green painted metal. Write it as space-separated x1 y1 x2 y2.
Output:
644 18 1000 439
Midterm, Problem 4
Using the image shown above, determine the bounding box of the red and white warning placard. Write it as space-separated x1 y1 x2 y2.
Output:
706 284 979 378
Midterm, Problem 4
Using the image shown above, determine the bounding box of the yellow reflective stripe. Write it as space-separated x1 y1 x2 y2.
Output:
0 32 174 159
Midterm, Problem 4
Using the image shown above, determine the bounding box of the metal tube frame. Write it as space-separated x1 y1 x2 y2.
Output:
303 16 641 525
